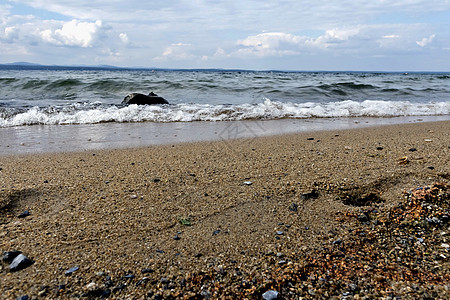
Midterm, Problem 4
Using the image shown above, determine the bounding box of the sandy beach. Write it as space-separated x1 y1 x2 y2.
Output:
1 121 449 299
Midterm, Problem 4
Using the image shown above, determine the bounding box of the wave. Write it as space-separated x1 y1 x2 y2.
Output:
0 99 448 127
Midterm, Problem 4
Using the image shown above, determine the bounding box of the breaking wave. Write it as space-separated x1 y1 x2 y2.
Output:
0 99 448 127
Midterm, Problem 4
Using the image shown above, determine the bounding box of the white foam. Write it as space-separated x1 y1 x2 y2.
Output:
0 99 448 127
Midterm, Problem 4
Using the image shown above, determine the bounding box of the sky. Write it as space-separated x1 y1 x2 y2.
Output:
1 0 450 71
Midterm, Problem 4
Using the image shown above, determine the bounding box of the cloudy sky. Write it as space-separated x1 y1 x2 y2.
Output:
1 0 450 71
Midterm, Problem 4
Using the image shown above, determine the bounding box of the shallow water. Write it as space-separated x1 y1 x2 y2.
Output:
1 116 448 156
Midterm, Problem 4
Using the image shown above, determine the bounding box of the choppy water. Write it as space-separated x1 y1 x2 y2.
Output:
0 66 449 127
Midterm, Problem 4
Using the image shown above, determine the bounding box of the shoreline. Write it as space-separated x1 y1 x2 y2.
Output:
0 115 449 156
0 121 449 298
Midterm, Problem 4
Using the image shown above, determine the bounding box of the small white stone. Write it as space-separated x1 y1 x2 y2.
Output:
86 282 97 290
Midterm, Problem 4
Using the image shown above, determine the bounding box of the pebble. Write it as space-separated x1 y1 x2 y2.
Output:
276 231 284 235
136 277 148 286
212 229 221 235
2 251 22 263
376 146 384 150
9 254 34 272
173 235 181 240
17 210 30 218
301 190 319 200
85 282 97 290
262 289 279 300
243 181 252 185
289 203 298 212
65 266 79 276
141 268 155 274
17 296 28 300
409 147 417 152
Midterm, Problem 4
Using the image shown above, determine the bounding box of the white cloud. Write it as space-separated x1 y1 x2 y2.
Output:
236 32 303 57
40 20 104 47
119 33 129 44
416 34 436 47
155 43 196 60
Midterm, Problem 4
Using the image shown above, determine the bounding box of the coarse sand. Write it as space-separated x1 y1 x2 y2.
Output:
0 121 449 299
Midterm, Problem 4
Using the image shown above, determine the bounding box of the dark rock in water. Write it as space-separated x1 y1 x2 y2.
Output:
65 266 79 275
3 251 22 263
122 92 169 105
17 296 29 300
18 210 30 218
262 290 279 300
9 254 34 272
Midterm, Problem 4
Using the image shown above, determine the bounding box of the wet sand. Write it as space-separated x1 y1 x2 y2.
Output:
0 121 449 299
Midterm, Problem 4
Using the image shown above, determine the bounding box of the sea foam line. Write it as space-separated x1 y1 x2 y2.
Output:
0 99 448 127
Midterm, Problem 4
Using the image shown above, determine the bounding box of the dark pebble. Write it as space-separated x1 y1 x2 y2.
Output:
124 274 135 279
153 178 161 183
357 213 370 222
301 189 319 200
156 249 165 254
376 146 384 150
136 278 148 286
428 166 435 170
332 239 343 245
142 268 155 274
173 235 181 240
102 289 111 297
409 147 417 152
64 266 79 276
212 229 221 235
113 284 126 293
9 254 34 272
43 180 48 183
195 253 203 258
17 210 30 218
307 137 314 140
17 296 28 300
2 251 22 263
161 277 170 284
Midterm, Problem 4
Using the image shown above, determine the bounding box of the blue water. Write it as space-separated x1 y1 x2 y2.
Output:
0 66 449 127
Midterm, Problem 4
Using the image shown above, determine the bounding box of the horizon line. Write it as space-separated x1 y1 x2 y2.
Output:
1 61 449 73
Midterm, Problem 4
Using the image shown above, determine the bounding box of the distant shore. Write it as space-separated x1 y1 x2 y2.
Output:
0 120 449 298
